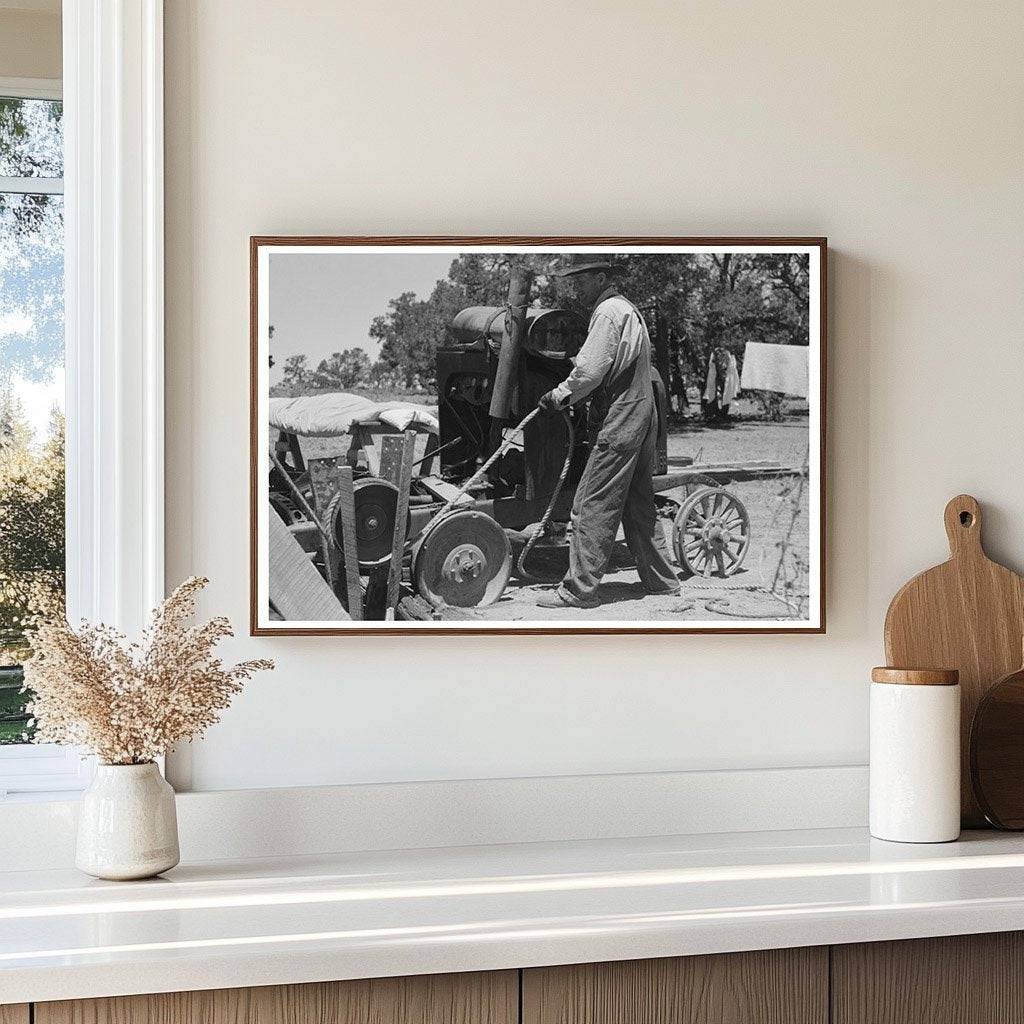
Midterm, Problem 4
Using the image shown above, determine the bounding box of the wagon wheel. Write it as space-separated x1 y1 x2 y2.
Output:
672 486 750 578
411 509 511 608
655 474 722 525
678 473 722 501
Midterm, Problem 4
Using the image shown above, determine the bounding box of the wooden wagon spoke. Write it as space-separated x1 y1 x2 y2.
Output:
673 486 751 579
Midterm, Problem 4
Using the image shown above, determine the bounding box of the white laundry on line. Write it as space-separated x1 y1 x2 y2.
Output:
703 350 740 406
740 342 810 398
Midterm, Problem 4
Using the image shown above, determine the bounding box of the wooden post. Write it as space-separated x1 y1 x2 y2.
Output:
334 466 363 620
285 431 305 473
488 265 533 445
654 301 672 400
362 569 388 620
307 456 346 591
668 325 688 414
378 431 405 484
354 424 381 476
382 430 417 620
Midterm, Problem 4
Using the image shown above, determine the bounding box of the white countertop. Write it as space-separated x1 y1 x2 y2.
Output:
4 826 1024 1004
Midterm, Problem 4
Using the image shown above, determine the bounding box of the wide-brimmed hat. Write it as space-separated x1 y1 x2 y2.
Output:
552 254 628 278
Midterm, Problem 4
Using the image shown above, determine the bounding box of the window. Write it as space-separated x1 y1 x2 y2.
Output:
0 80 85 797
0 5 166 797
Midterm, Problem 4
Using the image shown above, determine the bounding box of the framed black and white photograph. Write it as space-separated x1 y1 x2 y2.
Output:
250 237 826 634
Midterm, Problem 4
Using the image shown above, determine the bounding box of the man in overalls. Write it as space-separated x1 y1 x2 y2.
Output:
535 256 680 609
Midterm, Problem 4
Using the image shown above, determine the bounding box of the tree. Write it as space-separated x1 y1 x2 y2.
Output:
366 359 399 390
365 251 812 418
281 354 310 389
311 348 371 390
369 291 452 387
368 260 564 388
0 396 65 664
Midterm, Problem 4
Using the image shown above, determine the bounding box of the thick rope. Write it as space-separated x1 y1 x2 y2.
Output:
516 410 574 582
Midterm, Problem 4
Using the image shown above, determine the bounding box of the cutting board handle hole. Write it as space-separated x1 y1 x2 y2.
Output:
945 495 982 552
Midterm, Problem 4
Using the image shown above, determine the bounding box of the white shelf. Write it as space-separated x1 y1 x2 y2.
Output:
4 827 1024 1004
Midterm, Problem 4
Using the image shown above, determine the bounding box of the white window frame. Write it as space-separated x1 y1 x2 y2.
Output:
0 0 165 798
0 77 64 193
0 77 61 101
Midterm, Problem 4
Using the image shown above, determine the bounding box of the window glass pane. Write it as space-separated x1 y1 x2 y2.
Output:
0 98 63 179
0 187 65 744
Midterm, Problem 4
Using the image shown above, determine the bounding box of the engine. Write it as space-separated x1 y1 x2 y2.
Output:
437 307 586 488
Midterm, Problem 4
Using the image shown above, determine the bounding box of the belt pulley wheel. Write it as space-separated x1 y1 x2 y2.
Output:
672 486 750 578
330 476 400 572
412 509 511 608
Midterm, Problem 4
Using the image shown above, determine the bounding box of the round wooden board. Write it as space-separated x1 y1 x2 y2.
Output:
970 665 1024 829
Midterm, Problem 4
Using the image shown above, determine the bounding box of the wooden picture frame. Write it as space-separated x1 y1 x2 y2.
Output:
251 237 827 635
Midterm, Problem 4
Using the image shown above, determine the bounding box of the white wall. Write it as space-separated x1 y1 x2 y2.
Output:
164 0 1024 792
0 5 61 80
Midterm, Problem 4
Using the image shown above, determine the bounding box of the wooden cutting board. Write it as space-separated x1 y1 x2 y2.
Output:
884 494 1024 826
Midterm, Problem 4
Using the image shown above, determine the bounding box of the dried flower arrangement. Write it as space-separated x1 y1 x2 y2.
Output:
23 577 273 765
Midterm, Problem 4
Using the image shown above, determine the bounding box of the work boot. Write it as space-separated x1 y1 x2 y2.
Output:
645 584 683 597
536 587 601 610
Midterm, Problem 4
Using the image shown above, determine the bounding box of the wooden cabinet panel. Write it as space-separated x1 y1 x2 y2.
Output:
35 970 517 1024
522 948 828 1024
832 932 1024 1024
0 1006 29 1024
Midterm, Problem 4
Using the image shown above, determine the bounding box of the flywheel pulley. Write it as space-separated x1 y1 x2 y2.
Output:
411 509 511 608
329 476 401 572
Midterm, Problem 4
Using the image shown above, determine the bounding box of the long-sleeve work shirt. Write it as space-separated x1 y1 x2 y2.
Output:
552 287 649 408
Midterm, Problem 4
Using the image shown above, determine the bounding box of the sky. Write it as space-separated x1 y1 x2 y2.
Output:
13 368 62 441
1 237 64 446
1 98 64 446
268 251 456 385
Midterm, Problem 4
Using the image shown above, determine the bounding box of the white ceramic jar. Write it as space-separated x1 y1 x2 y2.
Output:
76 762 180 880
869 667 960 843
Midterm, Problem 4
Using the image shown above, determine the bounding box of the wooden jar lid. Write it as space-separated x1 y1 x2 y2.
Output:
871 667 960 686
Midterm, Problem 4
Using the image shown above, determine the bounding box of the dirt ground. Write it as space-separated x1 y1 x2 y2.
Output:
477 410 812 624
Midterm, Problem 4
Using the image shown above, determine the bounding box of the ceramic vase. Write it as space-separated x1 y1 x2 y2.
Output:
76 762 180 880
